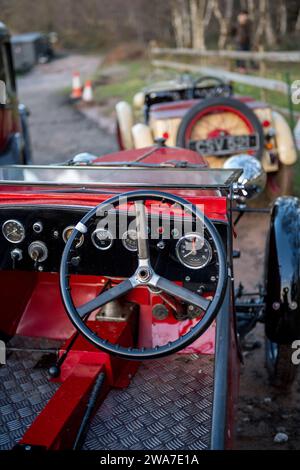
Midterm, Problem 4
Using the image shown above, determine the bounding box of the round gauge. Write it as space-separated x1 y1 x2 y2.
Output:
62 225 84 248
91 228 113 250
122 229 138 252
176 233 212 270
2 219 25 244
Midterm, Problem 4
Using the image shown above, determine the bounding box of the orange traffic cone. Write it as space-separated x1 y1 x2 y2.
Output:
70 72 82 100
82 80 93 103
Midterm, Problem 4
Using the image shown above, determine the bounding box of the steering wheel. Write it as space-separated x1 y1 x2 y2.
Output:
60 190 227 360
190 75 232 99
193 76 227 89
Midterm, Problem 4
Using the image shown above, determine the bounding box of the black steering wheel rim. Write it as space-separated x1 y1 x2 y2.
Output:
60 190 227 360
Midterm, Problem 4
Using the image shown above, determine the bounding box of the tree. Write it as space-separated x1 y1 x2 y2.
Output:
171 0 191 48
189 0 213 50
255 0 276 48
212 0 234 49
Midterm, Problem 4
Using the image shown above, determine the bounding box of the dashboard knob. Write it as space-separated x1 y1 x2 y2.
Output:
11 248 23 262
28 241 48 263
33 221 43 233
11 248 23 269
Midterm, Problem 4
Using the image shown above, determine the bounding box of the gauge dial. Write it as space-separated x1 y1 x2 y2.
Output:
91 228 113 250
176 233 212 269
2 219 25 244
122 230 138 252
62 225 84 248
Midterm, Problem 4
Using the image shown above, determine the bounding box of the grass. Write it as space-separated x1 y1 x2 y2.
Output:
93 61 153 104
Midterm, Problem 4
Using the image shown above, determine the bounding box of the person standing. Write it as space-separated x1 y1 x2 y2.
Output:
233 10 252 73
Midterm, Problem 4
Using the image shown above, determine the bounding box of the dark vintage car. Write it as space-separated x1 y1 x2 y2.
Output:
115 76 297 199
11 32 54 73
0 21 32 165
0 143 298 450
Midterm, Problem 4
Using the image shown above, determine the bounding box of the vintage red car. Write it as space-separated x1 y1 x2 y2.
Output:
115 76 297 198
0 21 32 165
0 143 298 451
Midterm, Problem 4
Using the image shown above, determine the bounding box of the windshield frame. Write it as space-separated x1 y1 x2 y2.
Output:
0 164 242 190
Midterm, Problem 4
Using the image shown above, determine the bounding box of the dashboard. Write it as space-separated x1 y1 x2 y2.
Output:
0 205 226 295
144 84 233 109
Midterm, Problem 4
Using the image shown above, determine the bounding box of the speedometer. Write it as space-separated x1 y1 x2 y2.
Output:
2 219 25 244
176 233 212 269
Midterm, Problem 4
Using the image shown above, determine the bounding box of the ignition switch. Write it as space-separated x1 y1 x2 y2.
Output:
28 241 48 267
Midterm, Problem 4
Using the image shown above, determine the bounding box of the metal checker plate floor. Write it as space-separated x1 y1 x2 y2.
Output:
84 354 215 450
0 337 60 450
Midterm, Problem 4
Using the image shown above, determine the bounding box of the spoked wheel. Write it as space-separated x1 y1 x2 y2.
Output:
60 190 227 360
176 97 264 165
265 338 298 390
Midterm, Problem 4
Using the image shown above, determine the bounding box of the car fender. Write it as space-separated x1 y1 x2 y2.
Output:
18 103 32 164
133 91 145 109
0 132 23 164
132 123 154 148
265 196 300 344
271 111 297 165
115 101 134 150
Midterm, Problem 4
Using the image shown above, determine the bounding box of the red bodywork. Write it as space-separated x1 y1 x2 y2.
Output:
0 146 239 449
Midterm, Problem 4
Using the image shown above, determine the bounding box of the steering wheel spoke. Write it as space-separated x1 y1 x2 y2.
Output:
135 201 150 261
151 275 210 312
77 277 136 318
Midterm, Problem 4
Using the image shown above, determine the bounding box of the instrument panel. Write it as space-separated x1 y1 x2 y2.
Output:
0 205 225 292
144 84 233 109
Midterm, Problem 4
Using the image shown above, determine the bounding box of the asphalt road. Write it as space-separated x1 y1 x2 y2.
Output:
17 54 117 164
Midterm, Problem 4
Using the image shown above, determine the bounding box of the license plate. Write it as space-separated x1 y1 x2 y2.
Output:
189 134 258 156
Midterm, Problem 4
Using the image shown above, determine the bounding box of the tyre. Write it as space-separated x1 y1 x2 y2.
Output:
265 339 298 389
176 96 265 161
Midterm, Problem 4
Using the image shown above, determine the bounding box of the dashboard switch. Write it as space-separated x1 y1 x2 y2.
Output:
11 248 23 269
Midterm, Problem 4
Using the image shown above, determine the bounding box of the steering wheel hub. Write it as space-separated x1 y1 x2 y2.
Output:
136 266 153 283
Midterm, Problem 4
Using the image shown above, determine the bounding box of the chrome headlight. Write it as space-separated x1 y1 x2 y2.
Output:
224 154 266 200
